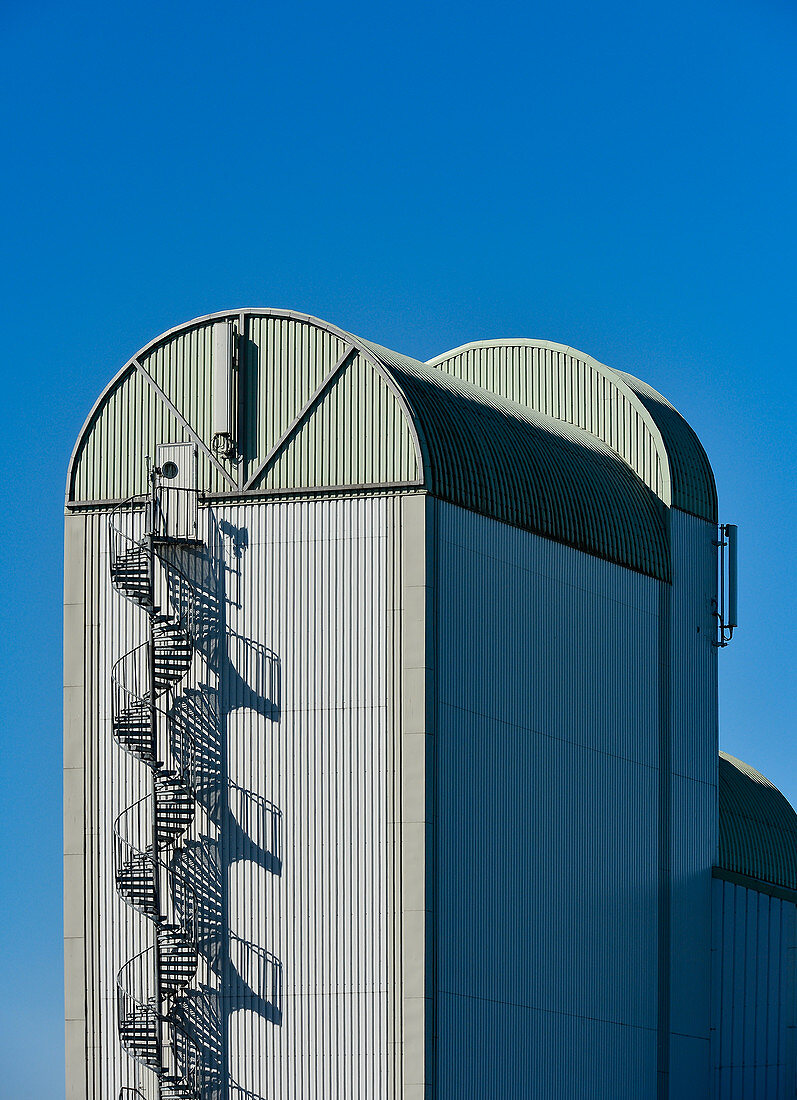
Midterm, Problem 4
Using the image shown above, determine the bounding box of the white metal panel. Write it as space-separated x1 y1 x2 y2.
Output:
78 508 221 1100
156 442 198 539
74 494 405 1099
215 495 403 1098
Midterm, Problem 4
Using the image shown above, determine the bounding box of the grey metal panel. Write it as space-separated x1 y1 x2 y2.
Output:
426 339 671 506
718 753 797 894
433 502 660 1097
71 366 200 502
667 510 718 1093
64 512 87 1100
139 324 233 493
711 878 797 1097
668 774 714 1094
400 494 434 1094
242 313 350 485
75 508 222 1100
669 511 718 785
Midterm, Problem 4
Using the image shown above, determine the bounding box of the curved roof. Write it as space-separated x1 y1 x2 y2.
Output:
718 751 797 894
68 309 671 580
617 370 717 523
427 339 717 523
360 338 670 580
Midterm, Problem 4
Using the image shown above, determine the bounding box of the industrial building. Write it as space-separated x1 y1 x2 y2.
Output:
64 308 797 1099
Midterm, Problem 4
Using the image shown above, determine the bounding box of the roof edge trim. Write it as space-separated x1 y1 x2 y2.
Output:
712 866 797 906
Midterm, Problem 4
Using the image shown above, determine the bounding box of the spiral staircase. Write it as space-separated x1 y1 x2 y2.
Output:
109 481 203 1100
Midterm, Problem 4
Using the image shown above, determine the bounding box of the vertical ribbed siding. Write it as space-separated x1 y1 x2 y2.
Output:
667 510 719 1094
244 314 349 486
83 508 152 1100
711 879 797 1098
433 502 661 1097
140 322 233 494
260 354 418 491
70 313 421 503
72 368 194 502
81 508 222 1099
216 495 403 1098
428 342 667 504
76 495 404 1098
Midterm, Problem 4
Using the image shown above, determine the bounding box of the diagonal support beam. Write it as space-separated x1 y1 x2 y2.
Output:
242 344 358 491
133 358 238 489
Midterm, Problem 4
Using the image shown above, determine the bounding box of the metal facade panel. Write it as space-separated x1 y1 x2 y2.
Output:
72 367 195 502
427 340 668 504
669 511 718 786
433 502 661 1097
718 753 797 894
259 352 418 492
667 510 718 1091
140 322 233 493
243 314 350 486
711 878 797 1098
669 774 714 1091
78 508 223 1100
73 495 405 1098
216 495 403 1098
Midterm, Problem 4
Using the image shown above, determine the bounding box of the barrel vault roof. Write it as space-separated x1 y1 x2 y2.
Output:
68 309 677 580
427 339 717 523
718 751 797 896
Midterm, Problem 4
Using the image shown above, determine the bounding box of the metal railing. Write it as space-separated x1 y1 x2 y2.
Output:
109 479 205 1099
117 964 202 1095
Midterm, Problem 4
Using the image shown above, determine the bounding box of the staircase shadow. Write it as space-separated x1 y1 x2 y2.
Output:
157 514 285 1094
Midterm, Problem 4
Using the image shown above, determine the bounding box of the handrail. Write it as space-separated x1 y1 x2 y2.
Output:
113 830 199 939
117 971 202 1095
110 483 204 1099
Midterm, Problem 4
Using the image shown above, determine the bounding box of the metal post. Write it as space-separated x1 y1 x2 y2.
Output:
148 502 164 1068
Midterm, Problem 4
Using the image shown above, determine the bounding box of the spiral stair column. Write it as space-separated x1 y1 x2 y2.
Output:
109 476 203 1100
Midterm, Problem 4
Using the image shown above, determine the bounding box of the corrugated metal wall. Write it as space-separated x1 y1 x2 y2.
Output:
140 321 235 494
433 501 661 1097
69 314 419 504
78 508 221 1100
242 315 349 486
428 341 668 504
711 878 797 1098
258 351 418 492
667 510 719 1095
217 495 403 1097
75 495 405 1098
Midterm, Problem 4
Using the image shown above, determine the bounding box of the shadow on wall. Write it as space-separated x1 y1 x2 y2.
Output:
160 511 284 1100
230 932 283 1025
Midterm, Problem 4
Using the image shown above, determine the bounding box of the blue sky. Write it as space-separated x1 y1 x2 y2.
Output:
1 0 795 1093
